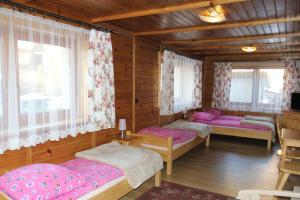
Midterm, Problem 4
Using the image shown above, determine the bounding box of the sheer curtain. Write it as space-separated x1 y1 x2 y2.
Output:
229 67 284 113
173 54 202 113
160 50 202 115
0 8 115 153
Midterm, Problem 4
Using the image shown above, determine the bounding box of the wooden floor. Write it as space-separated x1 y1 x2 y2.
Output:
122 135 300 200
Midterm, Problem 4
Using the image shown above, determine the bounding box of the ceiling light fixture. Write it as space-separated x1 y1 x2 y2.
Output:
198 5 226 23
241 46 257 53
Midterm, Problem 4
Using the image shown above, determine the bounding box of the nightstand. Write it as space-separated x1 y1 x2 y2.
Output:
112 135 140 146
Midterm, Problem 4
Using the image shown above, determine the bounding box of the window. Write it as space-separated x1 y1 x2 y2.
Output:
229 68 284 113
18 40 70 114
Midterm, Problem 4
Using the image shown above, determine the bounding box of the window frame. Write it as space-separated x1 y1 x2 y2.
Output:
229 65 284 112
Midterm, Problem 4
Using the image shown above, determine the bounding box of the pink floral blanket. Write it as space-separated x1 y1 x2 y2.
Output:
139 127 197 145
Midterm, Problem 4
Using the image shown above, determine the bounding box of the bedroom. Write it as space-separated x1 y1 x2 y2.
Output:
0 0 300 199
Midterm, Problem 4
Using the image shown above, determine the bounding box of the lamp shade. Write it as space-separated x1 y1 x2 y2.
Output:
118 119 126 131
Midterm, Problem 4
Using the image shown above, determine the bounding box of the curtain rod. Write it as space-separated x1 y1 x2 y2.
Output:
1 0 112 33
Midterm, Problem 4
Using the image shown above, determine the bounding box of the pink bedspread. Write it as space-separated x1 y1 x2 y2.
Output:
193 115 269 131
139 127 197 145
56 158 124 199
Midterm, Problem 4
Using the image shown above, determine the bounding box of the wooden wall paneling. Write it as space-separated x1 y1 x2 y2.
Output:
132 36 136 132
135 38 160 131
31 133 93 165
160 113 184 126
112 33 134 132
202 59 215 110
158 49 163 125
0 148 28 174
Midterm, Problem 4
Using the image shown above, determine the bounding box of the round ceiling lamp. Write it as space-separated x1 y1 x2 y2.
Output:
198 5 226 23
241 46 257 53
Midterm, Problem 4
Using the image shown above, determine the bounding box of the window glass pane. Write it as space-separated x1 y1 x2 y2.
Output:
18 40 70 114
230 69 253 103
258 69 284 105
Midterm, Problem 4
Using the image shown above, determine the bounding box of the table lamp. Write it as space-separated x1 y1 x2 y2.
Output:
119 119 127 138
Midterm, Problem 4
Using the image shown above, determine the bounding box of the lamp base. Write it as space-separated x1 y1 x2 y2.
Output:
121 130 126 139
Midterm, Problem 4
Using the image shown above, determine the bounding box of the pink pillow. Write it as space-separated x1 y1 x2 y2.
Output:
0 164 85 200
207 108 223 117
192 112 217 121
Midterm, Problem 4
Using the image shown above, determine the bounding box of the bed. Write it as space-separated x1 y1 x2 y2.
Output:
191 109 275 150
134 121 211 175
0 142 163 200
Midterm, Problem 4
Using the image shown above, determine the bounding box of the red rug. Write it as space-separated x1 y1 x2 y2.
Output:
137 181 231 200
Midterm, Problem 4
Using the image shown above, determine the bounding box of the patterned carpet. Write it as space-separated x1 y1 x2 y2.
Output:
137 181 232 200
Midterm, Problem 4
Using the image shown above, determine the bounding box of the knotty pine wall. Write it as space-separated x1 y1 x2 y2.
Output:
0 34 162 174
202 59 214 110
135 38 160 131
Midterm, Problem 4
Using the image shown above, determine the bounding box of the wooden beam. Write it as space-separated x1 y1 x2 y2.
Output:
194 48 300 55
205 53 300 61
163 32 300 45
134 16 300 36
181 41 300 51
91 0 246 22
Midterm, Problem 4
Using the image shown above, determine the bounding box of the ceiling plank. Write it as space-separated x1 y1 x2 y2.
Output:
91 0 246 22
194 48 300 55
162 31 300 45
181 41 300 51
204 53 300 61
134 15 300 36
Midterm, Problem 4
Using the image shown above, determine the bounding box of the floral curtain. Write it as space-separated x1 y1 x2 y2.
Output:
87 30 116 131
281 60 300 111
160 50 175 115
212 62 232 109
192 61 203 109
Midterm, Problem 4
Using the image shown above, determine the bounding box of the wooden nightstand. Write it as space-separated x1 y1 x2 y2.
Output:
112 135 140 146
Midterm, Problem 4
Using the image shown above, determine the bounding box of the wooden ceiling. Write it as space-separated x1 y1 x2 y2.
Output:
8 0 300 60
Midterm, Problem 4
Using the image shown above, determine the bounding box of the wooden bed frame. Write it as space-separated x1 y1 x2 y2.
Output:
0 170 161 200
211 125 273 150
130 133 209 175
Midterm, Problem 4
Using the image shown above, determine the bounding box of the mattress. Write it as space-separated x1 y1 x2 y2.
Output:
139 126 198 145
57 158 125 199
193 115 270 131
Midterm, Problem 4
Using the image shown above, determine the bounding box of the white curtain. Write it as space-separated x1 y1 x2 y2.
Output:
212 62 232 109
160 50 202 115
173 55 202 113
0 8 114 154
229 68 284 113
282 60 300 111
